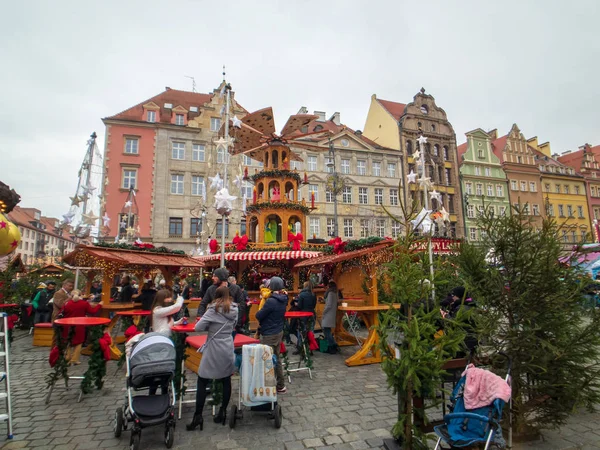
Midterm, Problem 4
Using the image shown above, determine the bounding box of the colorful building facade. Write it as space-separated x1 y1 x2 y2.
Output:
457 129 510 242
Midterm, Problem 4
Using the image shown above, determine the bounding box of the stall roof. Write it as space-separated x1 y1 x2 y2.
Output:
195 250 322 262
63 245 204 269
293 241 394 269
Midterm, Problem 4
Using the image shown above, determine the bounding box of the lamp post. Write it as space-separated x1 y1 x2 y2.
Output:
327 139 339 237
416 133 435 299
219 83 232 268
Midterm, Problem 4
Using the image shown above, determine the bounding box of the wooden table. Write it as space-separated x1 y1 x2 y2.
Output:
47 317 111 403
337 304 401 367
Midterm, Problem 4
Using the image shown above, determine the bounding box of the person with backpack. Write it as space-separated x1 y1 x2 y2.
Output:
33 281 56 324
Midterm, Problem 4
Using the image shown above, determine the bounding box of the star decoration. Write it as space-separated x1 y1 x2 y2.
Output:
0 221 6 230
126 227 136 236
430 190 442 204
82 212 99 226
120 221 127 229
411 207 432 232
434 214 445 227
418 176 433 190
124 201 132 208
233 174 243 190
417 135 428 146
62 212 75 224
214 188 236 216
440 207 450 222
214 137 231 147
412 149 421 161
407 170 417 184
232 115 242 128
201 181 207 202
102 213 111 227
209 173 223 191
70 196 82 207
82 184 96 196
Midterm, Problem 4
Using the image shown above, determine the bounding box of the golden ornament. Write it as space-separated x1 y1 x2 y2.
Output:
0 213 21 256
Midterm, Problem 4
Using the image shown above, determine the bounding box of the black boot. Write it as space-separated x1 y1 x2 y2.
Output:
186 414 203 431
214 407 226 425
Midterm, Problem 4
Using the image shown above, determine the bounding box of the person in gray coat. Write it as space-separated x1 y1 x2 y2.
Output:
322 280 341 354
187 286 238 431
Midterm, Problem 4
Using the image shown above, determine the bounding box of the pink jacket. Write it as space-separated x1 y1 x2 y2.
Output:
461 364 511 410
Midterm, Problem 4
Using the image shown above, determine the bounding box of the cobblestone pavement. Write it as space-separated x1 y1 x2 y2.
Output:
1 331 599 449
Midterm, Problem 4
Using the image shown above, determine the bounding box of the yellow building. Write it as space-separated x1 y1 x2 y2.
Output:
530 140 591 243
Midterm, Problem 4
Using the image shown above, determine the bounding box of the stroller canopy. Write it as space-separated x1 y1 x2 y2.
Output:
130 332 176 388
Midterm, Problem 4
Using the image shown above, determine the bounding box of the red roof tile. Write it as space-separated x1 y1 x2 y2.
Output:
378 98 406 121
63 245 204 268
457 142 467 161
491 135 508 161
106 88 217 123
7 206 77 242
293 117 391 150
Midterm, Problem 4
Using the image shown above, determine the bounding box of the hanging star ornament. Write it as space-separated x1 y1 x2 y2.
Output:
102 213 111 227
418 176 433 190
233 174 243 190
232 115 242 128
82 184 96 197
417 135 428 146
124 200 132 208
440 206 450 222
407 170 417 184
201 180 207 202
412 149 421 161
411 207 432 231
70 195 82 207
430 190 442 204
214 188 236 216
82 212 99 226
62 211 76 224
209 173 223 191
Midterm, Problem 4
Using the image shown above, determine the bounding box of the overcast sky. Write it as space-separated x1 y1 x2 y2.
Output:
2 0 599 219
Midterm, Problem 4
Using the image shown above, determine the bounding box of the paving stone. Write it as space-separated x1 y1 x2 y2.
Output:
285 441 306 450
324 434 343 445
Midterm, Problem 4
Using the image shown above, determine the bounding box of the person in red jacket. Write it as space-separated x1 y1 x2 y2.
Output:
61 290 102 365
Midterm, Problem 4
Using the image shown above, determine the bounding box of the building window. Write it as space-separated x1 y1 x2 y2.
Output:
191 176 205 197
171 174 184 195
341 159 350 174
372 162 381 177
517 156 523 164
240 219 247 236
309 218 320 237
391 221 401 238
523 204 530 215
564 185 570 194
175 114 185 126
487 185 494 197
374 188 383 205
307 156 317 171
477 205 485 217
376 219 386 237
433 145 439 157
520 181 527 191
290 160 302 170
567 205 573 217
325 157 334 174
499 206 507 216
217 146 226 164
466 183 473 195
308 184 318 202
342 186 352 203
241 181 252 200
476 184 483 196
448 194 455 213
192 144 205 162
190 218 202 236
592 187 597 197
532 204 540 216
327 218 335 237
216 218 229 238
475 166 481 176
357 160 366 175
360 219 370 238
390 189 399 206
544 183 550 192
445 168 451 186
496 185 504 197
358 187 368 204
511 180 518 191
467 205 475 218
470 227 477 241
578 205 584 218
575 186 580 195
485 167 491 177
558 204 564 217
547 204 554 216
528 182 536 192
571 231 577 242
325 189 334 203
343 219 353 238
210 117 221 131
147 111 156 123
122 169 137 189
478 149 484 158
562 230 568 242
443 146 449 160
125 138 139 154
387 163 396 178
172 142 185 160
169 218 183 237
555 184 561 194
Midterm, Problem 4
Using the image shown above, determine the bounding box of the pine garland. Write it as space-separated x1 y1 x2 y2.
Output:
95 241 186 255
246 202 310 215
80 326 106 394
250 170 302 184
209 379 223 407
45 326 70 388
171 333 187 400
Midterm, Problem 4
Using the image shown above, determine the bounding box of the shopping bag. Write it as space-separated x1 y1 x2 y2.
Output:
318 336 329 353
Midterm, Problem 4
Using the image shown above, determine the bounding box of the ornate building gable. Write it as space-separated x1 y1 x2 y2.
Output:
398 88 455 138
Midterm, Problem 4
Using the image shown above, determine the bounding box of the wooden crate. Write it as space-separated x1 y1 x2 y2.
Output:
184 345 202 373
33 323 53 347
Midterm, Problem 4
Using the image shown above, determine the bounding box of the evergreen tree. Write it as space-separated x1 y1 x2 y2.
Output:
454 206 600 434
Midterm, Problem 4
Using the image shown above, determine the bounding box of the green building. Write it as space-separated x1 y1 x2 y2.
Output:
458 128 511 242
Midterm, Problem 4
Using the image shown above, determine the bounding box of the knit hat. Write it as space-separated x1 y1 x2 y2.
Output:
451 286 466 299
213 268 229 282
269 276 285 292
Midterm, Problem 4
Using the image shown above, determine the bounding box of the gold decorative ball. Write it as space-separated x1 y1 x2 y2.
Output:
0 213 21 256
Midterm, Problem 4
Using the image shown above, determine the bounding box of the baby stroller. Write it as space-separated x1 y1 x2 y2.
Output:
114 333 177 450
229 344 282 429
434 355 512 449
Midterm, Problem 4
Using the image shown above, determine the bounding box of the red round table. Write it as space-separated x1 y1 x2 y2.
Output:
283 311 315 381
115 310 151 317
186 333 260 349
48 317 111 404
0 304 18 309
171 320 198 334
284 311 314 319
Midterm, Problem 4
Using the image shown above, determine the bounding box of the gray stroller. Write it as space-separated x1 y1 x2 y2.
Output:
114 333 177 450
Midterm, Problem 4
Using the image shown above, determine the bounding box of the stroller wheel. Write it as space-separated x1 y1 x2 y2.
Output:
228 405 237 429
129 431 140 450
273 404 282 429
114 407 124 438
164 424 175 448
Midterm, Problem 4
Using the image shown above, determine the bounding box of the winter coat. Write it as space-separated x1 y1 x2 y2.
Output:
321 289 339 328
138 288 157 311
152 296 184 337
255 293 288 336
119 284 134 303
52 288 71 321
195 303 238 379
197 283 219 316
34 288 54 312
61 299 102 345
297 288 317 313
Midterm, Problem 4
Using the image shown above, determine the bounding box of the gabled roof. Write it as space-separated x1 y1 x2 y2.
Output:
531 148 584 178
7 206 77 242
457 142 467 160
377 98 406 121
491 135 509 161
558 144 600 169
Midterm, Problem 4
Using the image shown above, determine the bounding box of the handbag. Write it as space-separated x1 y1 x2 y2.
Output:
197 318 231 354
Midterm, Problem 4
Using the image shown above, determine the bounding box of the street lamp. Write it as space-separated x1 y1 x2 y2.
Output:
327 139 339 237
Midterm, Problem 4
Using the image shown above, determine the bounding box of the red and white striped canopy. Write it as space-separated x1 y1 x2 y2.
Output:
194 250 322 262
